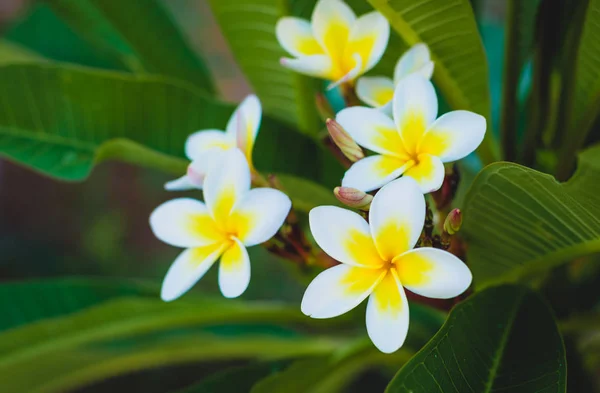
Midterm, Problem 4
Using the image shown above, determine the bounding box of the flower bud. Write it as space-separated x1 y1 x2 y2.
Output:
334 186 373 210
443 208 462 235
326 118 364 162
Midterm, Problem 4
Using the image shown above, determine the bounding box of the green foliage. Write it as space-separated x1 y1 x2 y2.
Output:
0 62 340 184
462 144 600 288
0 278 344 393
386 285 566 393
558 0 600 176
366 0 497 163
43 0 215 92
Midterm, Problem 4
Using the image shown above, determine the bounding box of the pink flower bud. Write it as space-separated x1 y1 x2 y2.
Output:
443 208 462 235
326 118 364 162
334 186 373 210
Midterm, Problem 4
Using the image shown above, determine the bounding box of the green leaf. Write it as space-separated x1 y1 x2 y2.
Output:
500 0 541 161
462 144 600 288
0 62 341 185
207 0 321 136
4 4 126 70
0 40 46 65
0 278 345 393
558 0 600 177
277 173 341 212
386 285 566 393
176 361 292 393
366 0 497 164
42 0 215 92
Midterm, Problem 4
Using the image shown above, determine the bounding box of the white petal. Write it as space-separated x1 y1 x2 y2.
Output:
345 11 390 73
218 238 251 298
356 76 395 108
311 0 355 60
161 243 226 301
185 130 232 161
403 153 445 193
301 264 385 319
393 43 434 83
280 55 335 79
276 17 324 57
225 95 262 163
420 110 487 162
230 188 292 247
369 177 426 261
164 175 196 191
336 106 407 157
366 269 409 353
203 148 251 224
327 53 362 89
342 155 409 192
393 74 438 154
309 206 386 268
394 248 472 299
150 198 224 248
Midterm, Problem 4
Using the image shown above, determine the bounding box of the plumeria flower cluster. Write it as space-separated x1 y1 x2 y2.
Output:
276 0 389 89
303 177 472 353
150 98 291 300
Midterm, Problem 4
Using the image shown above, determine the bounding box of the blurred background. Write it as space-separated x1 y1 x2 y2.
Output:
0 1 510 391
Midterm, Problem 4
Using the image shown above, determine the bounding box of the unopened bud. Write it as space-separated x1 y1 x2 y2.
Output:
334 186 373 210
327 118 364 162
315 93 335 121
443 209 462 235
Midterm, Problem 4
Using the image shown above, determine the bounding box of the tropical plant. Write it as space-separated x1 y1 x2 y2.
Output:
0 0 599 391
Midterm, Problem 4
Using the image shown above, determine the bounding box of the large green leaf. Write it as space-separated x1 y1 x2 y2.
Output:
462 144 600 288
367 0 497 164
558 0 600 177
4 4 126 71
42 0 215 92
0 278 345 393
208 0 321 136
500 0 541 161
386 285 566 393
0 62 341 185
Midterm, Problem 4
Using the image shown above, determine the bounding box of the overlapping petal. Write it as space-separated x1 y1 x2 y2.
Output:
203 148 251 224
149 198 224 248
394 248 472 299
225 95 262 163
420 110 487 162
164 175 195 191
393 75 438 155
230 188 292 247
161 243 226 302
276 17 323 57
185 130 232 161
301 264 386 319
218 238 251 298
309 206 385 268
280 55 334 79
336 106 407 157
366 269 409 353
342 155 409 192
403 153 445 193
345 11 390 74
393 43 434 83
355 76 395 108
311 0 355 62
369 177 426 261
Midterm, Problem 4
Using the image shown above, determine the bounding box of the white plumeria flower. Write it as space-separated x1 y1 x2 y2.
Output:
151 148 291 301
356 43 434 114
338 74 486 193
302 177 472 353
165 95 261 191
275 0 390 89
